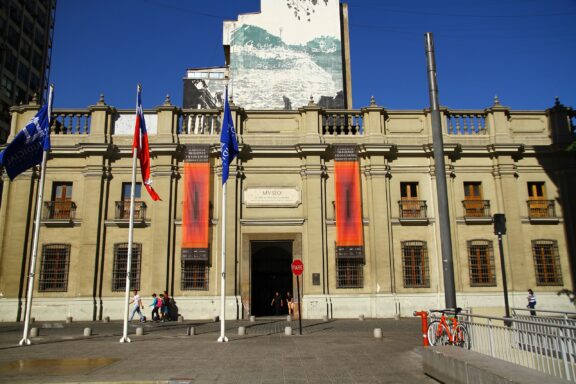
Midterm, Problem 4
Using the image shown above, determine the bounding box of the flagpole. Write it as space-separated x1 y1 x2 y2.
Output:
19 85 53 346
19 150 47 346
120 86 140 343
218 173 228 343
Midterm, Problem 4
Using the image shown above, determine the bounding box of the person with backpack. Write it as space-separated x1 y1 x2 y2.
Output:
150 293 160 322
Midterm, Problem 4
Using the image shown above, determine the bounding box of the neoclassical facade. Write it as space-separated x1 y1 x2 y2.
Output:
0 94 574 322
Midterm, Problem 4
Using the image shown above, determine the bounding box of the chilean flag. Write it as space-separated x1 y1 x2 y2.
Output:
133 85 160 201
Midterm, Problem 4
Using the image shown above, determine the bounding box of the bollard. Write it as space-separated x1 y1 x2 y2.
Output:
286 315 292 322
213 316 219 322
30 317 35 323
358 314 365 321
66 316 73 323
249 315 256 322
83 328 92 337
322 315 329 322
178 315 184 323
30 328 39 337
238 326 246 336
103 316 110 323
374 328 382 339
136 327 144 336
285 326 292 336
186 326 196 336
413 310 429 347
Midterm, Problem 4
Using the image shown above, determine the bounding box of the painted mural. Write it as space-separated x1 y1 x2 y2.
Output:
223 0 344 110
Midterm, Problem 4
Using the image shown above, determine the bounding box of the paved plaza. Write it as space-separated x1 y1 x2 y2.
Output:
0 317 436 384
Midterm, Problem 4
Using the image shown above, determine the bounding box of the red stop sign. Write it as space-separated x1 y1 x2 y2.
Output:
291 259 304 276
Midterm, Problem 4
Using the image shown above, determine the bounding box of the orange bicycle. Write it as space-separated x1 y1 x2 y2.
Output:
427 308 470 349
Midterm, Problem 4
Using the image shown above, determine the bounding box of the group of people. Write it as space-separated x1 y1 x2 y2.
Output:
129 290 178 322
129 288 538 321
270 291 295 316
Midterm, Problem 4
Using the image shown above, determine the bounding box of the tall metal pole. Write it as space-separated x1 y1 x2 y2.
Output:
217 181 228 342
19 151 47 346
120 85 141 343
20 84 53 346
425 33 457 309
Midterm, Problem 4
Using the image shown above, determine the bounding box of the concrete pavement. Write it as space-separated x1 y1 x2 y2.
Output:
0 318 436 384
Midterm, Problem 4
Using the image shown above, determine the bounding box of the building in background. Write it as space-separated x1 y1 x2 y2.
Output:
0 0 56 144
0 1 575 322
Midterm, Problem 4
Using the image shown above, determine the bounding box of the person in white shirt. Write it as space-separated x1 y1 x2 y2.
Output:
527 289 537 316
129 290 145 322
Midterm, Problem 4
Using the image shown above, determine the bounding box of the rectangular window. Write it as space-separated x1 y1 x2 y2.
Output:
39 244 70 291
467 240 496 287
122 182 142 200
112 243 142 291
463 182 487 217
50 182 73 219
181 260 209 290
464 182 482 199
527 182 551 218
402 241 430 288
119 182 143 219
532 240 563 286
336 258 364 288
400 182 419 199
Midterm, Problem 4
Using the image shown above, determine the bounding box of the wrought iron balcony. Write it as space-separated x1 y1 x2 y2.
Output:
115 201 147 221
43 201 77 220
398 200 428 224
462 200 491 218
527 200 557 221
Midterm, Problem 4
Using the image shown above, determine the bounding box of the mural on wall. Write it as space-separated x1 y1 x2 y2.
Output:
224 0 344 110
183 76 226 109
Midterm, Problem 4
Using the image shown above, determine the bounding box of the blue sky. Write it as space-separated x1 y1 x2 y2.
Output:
50 0 576 111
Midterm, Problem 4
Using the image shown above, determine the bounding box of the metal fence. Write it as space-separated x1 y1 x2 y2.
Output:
438 309 576 381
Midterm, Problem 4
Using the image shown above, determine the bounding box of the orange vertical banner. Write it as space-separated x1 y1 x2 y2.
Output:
334 145 364 259
182 145 210 261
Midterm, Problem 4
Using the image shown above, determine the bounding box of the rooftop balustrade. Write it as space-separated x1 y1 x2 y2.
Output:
6 97 573 149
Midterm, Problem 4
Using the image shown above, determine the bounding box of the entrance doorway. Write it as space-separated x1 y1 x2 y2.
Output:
251 240 293 317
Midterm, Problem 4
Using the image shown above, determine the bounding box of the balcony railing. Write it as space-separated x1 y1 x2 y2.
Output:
115 201 147 220
52 109 91 134
43 201 77 220
398 200 427 219
180 109 221 135
322 110 363 135
446 111 486 135
527 199 556 219
463 199 491 218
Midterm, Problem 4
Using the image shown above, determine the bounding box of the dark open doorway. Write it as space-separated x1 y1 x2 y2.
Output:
251 240 293 317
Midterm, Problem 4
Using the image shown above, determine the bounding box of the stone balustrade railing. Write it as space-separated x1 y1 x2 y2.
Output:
6 98 574 147
52 109 91 135
445 110 486 135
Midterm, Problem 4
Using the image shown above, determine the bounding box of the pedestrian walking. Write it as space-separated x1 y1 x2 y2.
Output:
527 289 537 316
129 290 145 322
270 291 283 316
150 293 160 321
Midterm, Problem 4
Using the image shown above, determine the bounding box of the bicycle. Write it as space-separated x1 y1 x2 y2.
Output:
427 308 470 349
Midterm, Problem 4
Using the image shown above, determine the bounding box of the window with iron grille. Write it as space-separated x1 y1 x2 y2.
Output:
402 241 430 288
532 240 563 286
112 243 142 292
467 240 496 287
336 258 364 288
39 244 70 291
181 260 209 290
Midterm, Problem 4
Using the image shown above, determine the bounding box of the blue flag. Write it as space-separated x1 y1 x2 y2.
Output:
219 87 238 185
0 100 52 180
